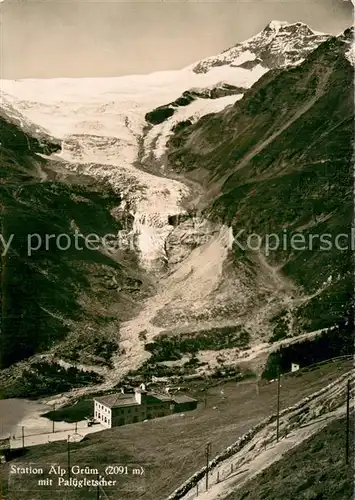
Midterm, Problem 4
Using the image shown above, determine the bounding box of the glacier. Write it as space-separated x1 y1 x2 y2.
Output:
0 21 330 270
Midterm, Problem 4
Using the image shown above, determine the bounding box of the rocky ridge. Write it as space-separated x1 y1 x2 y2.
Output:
192 21 330 74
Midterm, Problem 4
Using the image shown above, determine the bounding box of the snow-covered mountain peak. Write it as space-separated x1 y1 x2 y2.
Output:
192 20 330 74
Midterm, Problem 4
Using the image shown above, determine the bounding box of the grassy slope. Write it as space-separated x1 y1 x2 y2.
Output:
41 399 94 423
0 359 351 499
226 415 354 500
167 33 353 337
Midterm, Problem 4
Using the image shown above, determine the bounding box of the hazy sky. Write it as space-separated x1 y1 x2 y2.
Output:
0 0 353 79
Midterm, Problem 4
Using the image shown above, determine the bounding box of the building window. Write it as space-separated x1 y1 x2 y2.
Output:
104 417 107 423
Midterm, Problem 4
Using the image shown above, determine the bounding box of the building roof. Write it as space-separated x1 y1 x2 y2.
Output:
151 393 172 402
172 395 198 404
94 391 198 409
95 394 138 408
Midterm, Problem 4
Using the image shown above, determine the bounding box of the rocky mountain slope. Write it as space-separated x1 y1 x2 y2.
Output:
143 21 329 164
167 29 353 343
0 108 152 394
0 22 352 395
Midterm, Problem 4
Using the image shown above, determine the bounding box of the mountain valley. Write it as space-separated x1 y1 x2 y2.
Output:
0 21 353 400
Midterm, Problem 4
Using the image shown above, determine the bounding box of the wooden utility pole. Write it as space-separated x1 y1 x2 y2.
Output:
0 202 7 370
276 367 281 443
346 379 351 464
205 442 212 491
67 436 71 477
52 405 55 433
21 426 24 449
256 378 260 397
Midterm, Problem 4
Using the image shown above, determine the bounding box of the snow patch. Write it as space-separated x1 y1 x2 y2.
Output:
345 45 355 66
144 93 243 163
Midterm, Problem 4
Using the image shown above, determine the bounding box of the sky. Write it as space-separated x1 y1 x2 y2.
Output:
0 0 353 79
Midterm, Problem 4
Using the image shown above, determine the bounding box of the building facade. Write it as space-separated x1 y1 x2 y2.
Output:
94 386 198 428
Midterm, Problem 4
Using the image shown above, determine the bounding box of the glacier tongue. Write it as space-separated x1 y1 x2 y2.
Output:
57 133 190 270
133 212 173 268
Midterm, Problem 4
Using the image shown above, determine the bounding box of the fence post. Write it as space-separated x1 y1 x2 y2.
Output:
205 442 212 491
67 436 71 477
276 368 281 442
346 379 351 464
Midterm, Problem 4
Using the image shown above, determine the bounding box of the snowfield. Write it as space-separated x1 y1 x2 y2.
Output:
0 52 268 268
